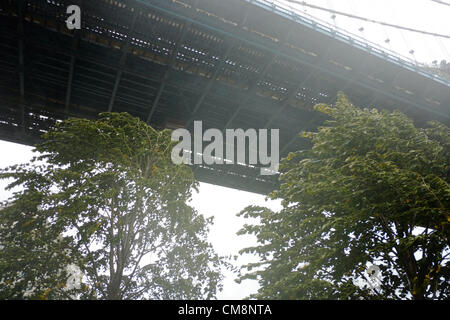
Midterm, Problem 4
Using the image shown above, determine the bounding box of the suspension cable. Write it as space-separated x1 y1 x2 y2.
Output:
282 0 450 39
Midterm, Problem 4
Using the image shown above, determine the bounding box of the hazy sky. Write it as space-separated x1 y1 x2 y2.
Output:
0 0 449 300
277 0 450 64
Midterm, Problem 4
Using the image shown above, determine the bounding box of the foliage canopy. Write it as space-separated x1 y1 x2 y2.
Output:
237 94 450 300
0 112 222 299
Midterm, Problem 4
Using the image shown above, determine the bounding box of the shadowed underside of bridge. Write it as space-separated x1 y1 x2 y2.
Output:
0 0 449 194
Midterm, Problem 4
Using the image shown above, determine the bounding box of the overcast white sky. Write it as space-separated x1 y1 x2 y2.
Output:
278 0 450 64
0 0 449 300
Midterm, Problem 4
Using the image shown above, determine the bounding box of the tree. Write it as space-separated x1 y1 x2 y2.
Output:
237 94 450 300
0 112 223 299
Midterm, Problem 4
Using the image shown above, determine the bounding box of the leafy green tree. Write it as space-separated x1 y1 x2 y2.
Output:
0 112 222 299
237 94 450 300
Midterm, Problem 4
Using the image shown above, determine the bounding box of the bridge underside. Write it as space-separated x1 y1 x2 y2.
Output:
0 0 449 194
